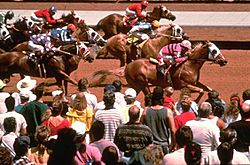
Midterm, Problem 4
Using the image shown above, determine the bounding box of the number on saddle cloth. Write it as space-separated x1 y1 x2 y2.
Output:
0 24 11 41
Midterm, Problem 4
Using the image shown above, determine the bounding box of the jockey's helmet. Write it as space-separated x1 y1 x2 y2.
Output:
49 6 57 15
67 24 77 32
151 20 160 28
181 40 192 50
6 11 14 19
141 0 149 7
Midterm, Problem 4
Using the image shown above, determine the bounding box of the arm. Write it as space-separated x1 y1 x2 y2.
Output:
44 12 57 25
140 107 147 124
167 108 177 151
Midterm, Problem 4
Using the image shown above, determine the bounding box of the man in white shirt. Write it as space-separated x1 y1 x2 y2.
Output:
185 102 220 157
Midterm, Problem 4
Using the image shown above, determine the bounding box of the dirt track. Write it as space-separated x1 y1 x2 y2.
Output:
2 2 250 105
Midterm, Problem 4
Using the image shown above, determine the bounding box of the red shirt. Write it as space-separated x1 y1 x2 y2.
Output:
163 96 175 109
43 118 70 136
128 3 146 18
174 112 196 130
34 9 58 24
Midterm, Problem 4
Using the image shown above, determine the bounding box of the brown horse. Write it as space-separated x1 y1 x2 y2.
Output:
93 5 176 39
98 24 180 67
124 41 228 97
0 42 95 95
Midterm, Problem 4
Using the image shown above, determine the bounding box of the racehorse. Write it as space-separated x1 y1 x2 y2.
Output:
97 24 182 67
0 18 30 51
124 41 227 98
0 42 95 95
93 5 176 39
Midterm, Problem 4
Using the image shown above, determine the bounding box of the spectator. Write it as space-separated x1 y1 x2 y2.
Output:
112 80 126 108
48 128 77 165
141 86 176 155
72 121 102 164
102 146 125 165
67 94 94 132
163 126 193 165
184 142 202 165
20 84 50 147
14 91 30 113
13 136 35 165
114 105 152 160
1 117 17 158
163 86 176 114
186 102 220 157
0 79 10 114
242 89 250 102
71 77 98 111
217 142 233 165
28 125 50 165
0 146 13 165
43 99 70 136
0 96 27 136
89 120 119 155
95 90 124 142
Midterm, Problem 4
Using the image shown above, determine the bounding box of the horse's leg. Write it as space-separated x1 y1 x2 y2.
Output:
63 80 68 96
56 70 77 85
186 84 205 103
196 82 213 91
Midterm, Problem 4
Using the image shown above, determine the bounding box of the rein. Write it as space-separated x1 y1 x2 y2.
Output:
12 26 20 32
156 33 181 40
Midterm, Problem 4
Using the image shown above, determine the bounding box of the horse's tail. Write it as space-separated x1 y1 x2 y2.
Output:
89 67 125 87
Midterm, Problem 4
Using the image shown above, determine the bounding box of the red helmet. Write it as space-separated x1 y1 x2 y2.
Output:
141 0 148 7
67 24 76 32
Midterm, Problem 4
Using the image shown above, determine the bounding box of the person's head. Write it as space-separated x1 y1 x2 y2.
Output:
13 136 30 157
89 120 105 142
51 100 63 116
164 86 174 97
112 80 122 92
242 89 250 101
151 20 160 29
151 86 164 106
77 77 89 92
3 117 16 134
19 91 30 104
175 126 193 148
180 87 191 100
5 96 15 112
240 101 250 119
219 128 237 144
184 142 202 165
230 93 240 107
124 88 137 104
181 100 191 113
217 142 233 165
71 94 87 111
5 11 14 20
34 84 45 100
102 146 119 165
103 84 116 93
103 90 115 109
198 102 212 118
0 146 13 165
49 6 57 15
35 125 51 145
141 0 149 9
67 24 77 33
181 40 192 51
208 90 220 99
128 105 140 123
0 79 6 91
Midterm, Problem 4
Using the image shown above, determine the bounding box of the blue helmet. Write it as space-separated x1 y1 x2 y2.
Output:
49 6 57 15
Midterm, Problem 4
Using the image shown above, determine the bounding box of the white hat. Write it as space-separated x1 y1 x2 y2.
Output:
71 121 86 135
244 100 250 105
0 79 6 90
52 90 63 97
16 76 37 91
19 90 30 98
125 88 137 98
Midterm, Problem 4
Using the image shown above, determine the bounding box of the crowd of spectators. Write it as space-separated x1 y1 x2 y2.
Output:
0 76 250 165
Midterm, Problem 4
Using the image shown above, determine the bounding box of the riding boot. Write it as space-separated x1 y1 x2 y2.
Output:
157 65 166 76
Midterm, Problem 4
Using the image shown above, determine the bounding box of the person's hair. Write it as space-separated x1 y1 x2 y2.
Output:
112 80 122 92
128 105 140 122
51 100 63 116
20 95 29 104
181 101 191 113
242 89 250 101
71 94 87 111
208 90 219 99
230 93 240 108
35 125 51 145
34 84 45 100
5 96 15 112
151 86 164 106
219 128 237 144
48 128 77 165
224 105 240 120
198 102 212 118
13 136 30 158
0 146 13 165
3 117 16 133
102 146 119 165
90 120 105 141
77 77 88 92
184 142 202 165
124 96 136 105
217 142 233 165
179 87 191 99
175 126 193 148
103 90 115 109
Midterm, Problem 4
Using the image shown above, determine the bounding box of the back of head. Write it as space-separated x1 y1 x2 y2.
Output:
184 142 202 165
35 125 51 145
128 105 140 122
217 142 233 165
104 84 116 93
77 77 88 92
112 80 122 92
90 120 105 141
5 96 15 112
71 94 87 111
240 101 250 119
198 102 212 118
103 90 115 108
208 90 219 99
14 136 30 157
219 128 237 144
3 117 16 134
34 84 45 100
151 86 164 106
242 89 250 101
175 126 193 148
102 146 119 165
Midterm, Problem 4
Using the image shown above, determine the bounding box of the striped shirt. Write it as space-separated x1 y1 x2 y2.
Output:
160 43 182 58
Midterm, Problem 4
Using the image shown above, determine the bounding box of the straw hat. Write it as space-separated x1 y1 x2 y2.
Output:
0 79 6 90
16 76 37 91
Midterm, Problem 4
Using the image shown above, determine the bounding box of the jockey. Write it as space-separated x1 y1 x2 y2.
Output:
125 0 148 26
0 11 14 25
31 6 63 26
50 24 77 43
157 40 192 76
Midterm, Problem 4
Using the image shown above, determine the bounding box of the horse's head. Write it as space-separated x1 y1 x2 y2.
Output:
151 5 176 21
61 11 79 25
77 41 96 63
14 17 30 31
170 23 186 39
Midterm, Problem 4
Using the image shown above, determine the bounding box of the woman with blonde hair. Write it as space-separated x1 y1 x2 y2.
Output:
66 94 94 132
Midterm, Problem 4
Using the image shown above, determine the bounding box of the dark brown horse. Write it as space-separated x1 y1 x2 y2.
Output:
97 24 180 67
124 41 227 97
0 42 95 95
93 5 176 39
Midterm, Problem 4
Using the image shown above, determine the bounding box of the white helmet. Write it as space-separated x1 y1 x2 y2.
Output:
181 40 192 49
